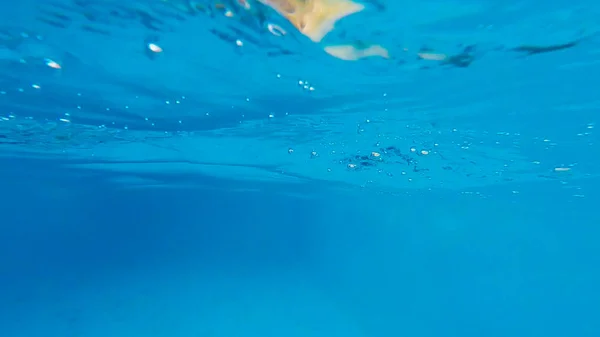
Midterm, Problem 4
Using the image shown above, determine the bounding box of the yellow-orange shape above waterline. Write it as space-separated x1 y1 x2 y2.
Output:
259 0 365 43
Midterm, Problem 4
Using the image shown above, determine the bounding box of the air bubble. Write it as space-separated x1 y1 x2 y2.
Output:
147 43 163 53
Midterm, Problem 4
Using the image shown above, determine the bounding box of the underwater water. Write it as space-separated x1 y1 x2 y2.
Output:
1 0 600 336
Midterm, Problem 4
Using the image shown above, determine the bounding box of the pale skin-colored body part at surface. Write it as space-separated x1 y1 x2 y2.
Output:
260 0 390 60
324 43 390 60
160 0 390 61
259 0 365 43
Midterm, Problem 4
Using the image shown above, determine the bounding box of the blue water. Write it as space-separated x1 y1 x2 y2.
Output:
1 0 600 336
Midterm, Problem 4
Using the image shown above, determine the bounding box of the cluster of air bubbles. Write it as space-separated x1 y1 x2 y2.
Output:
164 98 184 105
0 114 15 121
577 122 595 137
298 80 315 91
410 146 431 156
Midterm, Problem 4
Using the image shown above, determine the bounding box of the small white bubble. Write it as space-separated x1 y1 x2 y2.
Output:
147 43 163 53
44 58 61 69
267 23 285 36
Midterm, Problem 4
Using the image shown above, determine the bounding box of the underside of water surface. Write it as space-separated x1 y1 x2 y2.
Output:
0 0 597 193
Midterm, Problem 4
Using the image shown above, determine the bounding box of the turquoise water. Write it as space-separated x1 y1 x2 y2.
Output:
1 1 599 336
